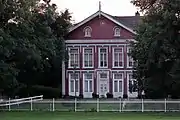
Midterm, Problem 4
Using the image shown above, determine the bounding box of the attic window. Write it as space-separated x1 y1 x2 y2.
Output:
114 27 121 37
84 26 92 37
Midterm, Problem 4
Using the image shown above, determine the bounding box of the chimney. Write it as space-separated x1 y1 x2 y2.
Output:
135 11 140 16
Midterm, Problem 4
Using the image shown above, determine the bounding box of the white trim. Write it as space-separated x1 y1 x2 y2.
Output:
112 47 124 68
97 71 109 97
112 73 123 98
69 72 80 96
68 11 136 35
67 70 95 73
83 72 94 98
82 47 94 68
68 47 80 68
111 70 133 72
65 39 136 44
83 26 92 37
101 12 136 34
66 44 126 48
127 72 138 98
127 47 134 68
95 45 97 53
66 70 133 72
62 61 66 95
98 47 108 68
113 27 121 37
69 11 99 33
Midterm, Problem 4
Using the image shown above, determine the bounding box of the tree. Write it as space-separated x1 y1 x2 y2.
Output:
130 0 180 98
0 0 72 98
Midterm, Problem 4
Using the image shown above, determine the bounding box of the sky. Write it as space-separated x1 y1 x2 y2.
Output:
51 0 138 23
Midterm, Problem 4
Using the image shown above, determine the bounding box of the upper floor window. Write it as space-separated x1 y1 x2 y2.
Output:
113 47 123 68
83 48 93 68
84 26 92 37
127 47 135 68
99 48 108 68
69 48 79 68
114 27 121 36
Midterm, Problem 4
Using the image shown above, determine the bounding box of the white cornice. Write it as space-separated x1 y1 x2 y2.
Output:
65 39 136 44
68 11 137 35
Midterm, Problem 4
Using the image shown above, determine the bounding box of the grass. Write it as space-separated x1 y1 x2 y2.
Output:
1 112 180 120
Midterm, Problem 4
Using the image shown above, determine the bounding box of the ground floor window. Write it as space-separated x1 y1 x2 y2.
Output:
69 73 79 92
84 73 93 92
128 73 138 93
113 73 123 92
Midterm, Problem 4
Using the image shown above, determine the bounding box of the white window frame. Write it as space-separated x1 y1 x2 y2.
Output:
83 73 93 93
98 47 108 68
113 73 123 95
83 47 94 68
68 47 80 68
127 47 135 68
112 47 124 68
127 73 138 97
84 26 92 37
97 71 109 97
114 27 121 37
69 72 79 95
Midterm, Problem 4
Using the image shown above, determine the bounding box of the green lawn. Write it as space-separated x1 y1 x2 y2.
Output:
1 112 180 120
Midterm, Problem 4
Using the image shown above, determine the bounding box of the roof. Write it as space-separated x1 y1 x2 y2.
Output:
113 16 142 30
68 11 142 34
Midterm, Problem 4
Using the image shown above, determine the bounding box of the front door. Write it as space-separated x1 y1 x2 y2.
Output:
98 71 109 97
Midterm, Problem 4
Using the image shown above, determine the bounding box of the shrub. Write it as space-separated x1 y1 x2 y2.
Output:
92 92 99 98
30 85 62 99
79 94 84 99
106 92 113 98
123 94 128 99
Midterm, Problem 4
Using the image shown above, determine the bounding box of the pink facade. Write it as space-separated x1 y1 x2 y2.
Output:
62 11 140 98
67 16 134 40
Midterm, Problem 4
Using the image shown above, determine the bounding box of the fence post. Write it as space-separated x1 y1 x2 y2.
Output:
8 98 11 111
119 98 121 112
52 98 55 112
30 98 33 111
141 99 144 112
97 98 99 112
74 98 77 112
164 98 167 112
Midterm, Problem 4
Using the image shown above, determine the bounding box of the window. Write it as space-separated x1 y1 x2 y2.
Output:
100 73 108 79
99 48 108 67
128 73 138 93
114 27 121 36
113 47 123 67
83 48 93 68
70 73 79 92
84 73 93 92
84 26 92 37
69 48 79 68
113 73 123 92
127 47 135 67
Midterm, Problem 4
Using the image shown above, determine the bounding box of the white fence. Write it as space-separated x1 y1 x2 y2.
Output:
1 98 180 112
0 95 43 111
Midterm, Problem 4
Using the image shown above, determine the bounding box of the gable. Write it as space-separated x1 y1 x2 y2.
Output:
66 15 135 40
68 11 136 35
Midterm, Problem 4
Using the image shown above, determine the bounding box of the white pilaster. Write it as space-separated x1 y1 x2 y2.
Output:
62 61 66 95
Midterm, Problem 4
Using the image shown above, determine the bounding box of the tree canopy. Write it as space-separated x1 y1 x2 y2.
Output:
130 0 180 98
0 0 72 98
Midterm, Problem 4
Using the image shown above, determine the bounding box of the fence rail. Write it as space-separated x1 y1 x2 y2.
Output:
1 98 180 112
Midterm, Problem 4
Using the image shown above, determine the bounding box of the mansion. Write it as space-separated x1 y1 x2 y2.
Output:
62 9 141 98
